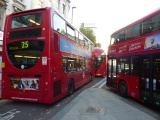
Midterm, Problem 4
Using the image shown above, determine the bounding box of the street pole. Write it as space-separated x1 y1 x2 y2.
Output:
71 7 76 24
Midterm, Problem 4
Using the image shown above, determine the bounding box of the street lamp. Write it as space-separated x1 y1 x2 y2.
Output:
71 6 76 24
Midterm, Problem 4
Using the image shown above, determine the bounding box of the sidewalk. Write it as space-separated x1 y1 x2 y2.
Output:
52 88 158 120
0 80 1 98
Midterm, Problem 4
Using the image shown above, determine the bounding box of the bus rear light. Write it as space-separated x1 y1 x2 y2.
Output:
42 27 45 31
45 82 48 86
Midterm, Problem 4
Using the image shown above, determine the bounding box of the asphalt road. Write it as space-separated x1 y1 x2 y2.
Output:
0 77 106 120
0 77 159 120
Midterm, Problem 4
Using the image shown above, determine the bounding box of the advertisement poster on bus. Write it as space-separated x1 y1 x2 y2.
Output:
128 40 142 52
60 38 92 58
118 44 128 54
10 78 39 90
144 34 160 50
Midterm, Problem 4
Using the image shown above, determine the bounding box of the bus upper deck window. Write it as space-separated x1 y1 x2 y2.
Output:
110 37 115 45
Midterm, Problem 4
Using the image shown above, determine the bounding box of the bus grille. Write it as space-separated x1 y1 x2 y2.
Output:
9 28 42 39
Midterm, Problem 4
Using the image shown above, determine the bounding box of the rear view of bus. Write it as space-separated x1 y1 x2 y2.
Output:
2 8 52 103
92 47 106 77
2 7 94 104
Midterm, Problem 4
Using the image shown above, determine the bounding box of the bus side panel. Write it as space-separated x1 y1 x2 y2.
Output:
126 76 140 100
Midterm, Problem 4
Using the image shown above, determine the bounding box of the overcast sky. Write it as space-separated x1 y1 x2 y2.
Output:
68 0 160 52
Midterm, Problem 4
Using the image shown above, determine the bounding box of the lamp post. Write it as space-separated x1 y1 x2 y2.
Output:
71 7 76 24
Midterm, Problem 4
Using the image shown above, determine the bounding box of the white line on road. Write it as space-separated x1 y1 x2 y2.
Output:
98 81 106 88
92 78 106 88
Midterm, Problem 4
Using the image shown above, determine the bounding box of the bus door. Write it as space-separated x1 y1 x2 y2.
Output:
141 55 160 105
107 58 116 88
141 55 151 102
152 55 160 105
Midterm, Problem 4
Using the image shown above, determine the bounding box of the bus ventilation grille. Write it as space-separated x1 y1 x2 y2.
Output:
9 28 42 39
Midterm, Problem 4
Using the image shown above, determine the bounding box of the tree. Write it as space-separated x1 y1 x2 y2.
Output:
79 23 101 48
95 43 102 48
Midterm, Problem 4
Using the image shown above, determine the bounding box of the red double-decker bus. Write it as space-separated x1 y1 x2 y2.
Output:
92 47 106 77
2 7 94 104
107 9 160 107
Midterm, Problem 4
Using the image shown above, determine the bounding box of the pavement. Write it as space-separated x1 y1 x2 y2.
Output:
52 87 159 120
0 80 1 98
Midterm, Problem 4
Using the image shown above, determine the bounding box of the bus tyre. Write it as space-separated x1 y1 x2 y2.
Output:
68 79 74 96
118 81 128 97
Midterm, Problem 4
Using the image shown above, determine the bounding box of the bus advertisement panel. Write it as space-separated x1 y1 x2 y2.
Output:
107 9 160 108
2 7 94 104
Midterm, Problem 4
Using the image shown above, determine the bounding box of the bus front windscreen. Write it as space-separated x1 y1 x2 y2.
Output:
7 40 44 69
11 13 42 29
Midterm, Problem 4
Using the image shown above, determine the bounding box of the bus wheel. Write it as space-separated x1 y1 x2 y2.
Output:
118 81 128 97
68 79 74 96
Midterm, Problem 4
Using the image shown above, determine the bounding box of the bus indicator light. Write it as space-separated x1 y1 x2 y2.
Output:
2 62 5 68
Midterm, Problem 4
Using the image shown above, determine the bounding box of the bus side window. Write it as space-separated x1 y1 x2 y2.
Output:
66 25 75 41
81 59 85 70
75 31 79 43
79 34 84 46
76 59 80 71
119 31 125 42
68 58 76 72
53 14 66 36
62 57 67 73
84 38 89 48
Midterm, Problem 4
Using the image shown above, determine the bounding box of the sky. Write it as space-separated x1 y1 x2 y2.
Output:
68 0 160 53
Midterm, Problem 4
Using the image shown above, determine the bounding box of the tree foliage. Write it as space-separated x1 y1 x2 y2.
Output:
95 43 102 48
79 23 101 47
79 27 96 44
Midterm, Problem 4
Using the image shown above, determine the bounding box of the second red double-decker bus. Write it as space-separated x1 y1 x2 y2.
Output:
2 7 94 104
107 9 160 108
92 47 106 77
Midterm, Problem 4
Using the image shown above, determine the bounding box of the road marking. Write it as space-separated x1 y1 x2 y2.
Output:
92 78 106 88
98 81 106 88
0 109 21 120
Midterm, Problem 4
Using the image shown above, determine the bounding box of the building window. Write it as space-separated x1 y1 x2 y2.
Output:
39 0 43 7
58 0 60 10
63 4 65 14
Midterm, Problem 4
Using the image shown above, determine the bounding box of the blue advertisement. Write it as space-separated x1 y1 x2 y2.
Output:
144 34 160 50
60 38 91 58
